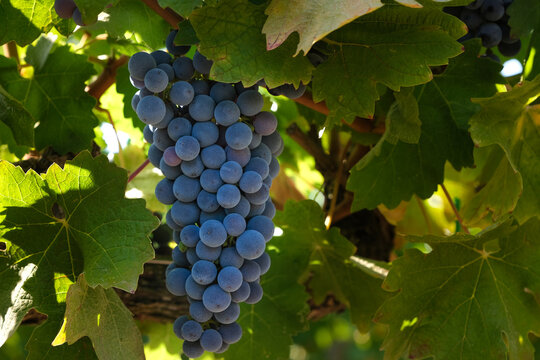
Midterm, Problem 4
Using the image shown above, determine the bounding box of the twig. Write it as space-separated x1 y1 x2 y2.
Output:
87 55 129 101
128 159 150 183
140 0 183 28
415 196 433 234
3 41 19 65
441 184 469 234
326 138 351 229
329 128 340 164
96 105 125 168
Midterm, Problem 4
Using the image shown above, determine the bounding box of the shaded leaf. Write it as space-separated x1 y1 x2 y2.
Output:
0 85 34 146
158 0 202 18
376 218 540 360
0 0 55 46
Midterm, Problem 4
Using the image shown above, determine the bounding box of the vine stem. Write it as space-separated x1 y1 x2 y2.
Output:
2 41 20 65
326 137 351 229
128 159 150 183
87 55 129 100
140 0 183 28
441 184 469 234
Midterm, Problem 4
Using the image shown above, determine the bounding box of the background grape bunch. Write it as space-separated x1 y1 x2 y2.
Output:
54 0 90 26
127 30 282 358
444 0 521 61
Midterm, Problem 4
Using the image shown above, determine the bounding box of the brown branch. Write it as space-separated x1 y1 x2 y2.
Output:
441 184 470 234
326 138 352 229
140 0 183 28
87 55 129 101
128 159 151 183
3 41 19 65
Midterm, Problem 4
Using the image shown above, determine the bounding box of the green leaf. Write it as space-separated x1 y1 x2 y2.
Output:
347 40 501 210
175 20 199 45
74 0 120 25
376 218 540 360
385 88 421 144
312 5 466 124
0 47 99 154
507 0 540 37
53 274 145 360
469 75 540 223
0 0 55 46
190 0 313 88
24 36 55 71
96 0 170 50
0 151 158 347
274 200 388 332
0 85 34 146
158 0 202 18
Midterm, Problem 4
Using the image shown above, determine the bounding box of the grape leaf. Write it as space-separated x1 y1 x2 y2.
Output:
347 40 501 210
312 5 466 124
385 88 421 145
53 274 144 360
0 48 98 154
0 85 34 146
74 0 120 25
275 200 388 332
0 151 158 347
190 0 313 88
469 75 540 223
0 0 55 46
95 0 170 50
507 0 540 37
158 0 202 18
376 218 540 360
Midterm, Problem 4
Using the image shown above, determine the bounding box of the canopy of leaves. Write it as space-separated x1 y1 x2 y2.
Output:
347 41 502 210
311 5 466 124
469 75 540 223
53 274 145 360
0 152 157 349
0 0 56 46
376 218 540 359
190 0 313 88
158 0 202 18
0 47 98 154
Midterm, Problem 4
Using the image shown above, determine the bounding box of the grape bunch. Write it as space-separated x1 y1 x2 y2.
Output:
128 30 282 358
444 0 521 59
54 0 87 26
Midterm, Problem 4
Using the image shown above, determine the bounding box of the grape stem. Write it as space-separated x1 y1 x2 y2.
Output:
140 0 183 28
441 183 470 234
128 159 150 183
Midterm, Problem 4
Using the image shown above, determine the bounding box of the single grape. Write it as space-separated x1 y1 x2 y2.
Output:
226 147 251 167
55 0 76 18
230 281 250 303
173 230 181 244
236 90 264 116
224 196 251 218
197 190 220 213
235 81 258 95
159 157 182 180
481 0 505 22
498 39 521 57
192 121 219 147
196 240 222 261
261 198 276 218
185 275 205 300
268 156 280 178
173 175 201 202
199 209 227 224
139 87 153 98
175 135 200 161
245 281 263 304
181 320 203 341
183 341 204 359
220 161 243 184
226 122 253 150
72 8 88 27
200 329 223 352
155 178 176 205
143 124 154 144
217 266 243 292
245 157 269 180
210 83 237 103
200 220 228 247
128 52 156 81
169 81 194 106
190 301 213 322
163 146 182 167
254 252 271 275
219 247 244 268
201 144 227 169
202 284 232 313
214 302 240 324
157 63 174 82
136 96 166 125
247 216 274 242
167 117 192 141
214 100 241 126
217 184 241 209
223 213 246 237
153 103 175 129
181 156 205 178
181 225 200 248
144 68 169 93
165 268 190 296
236 230 265 260
170 201 200 227
249 132 262 149
166 30 191 56
245 183 270 206
248 202 266 218
240 260 261 282
307 51 325 67
218 322 243 344
459 9 484 31
276 83 306 99
166 209 182 231
200 169 224 193
173 315 189 339
172 246 189 267
192 260 218 285
130 76 145 89
215 343 230 354
239 171 263 194
477 22 502 48
172 57 195 80
192 79 210 95
193 50 214 75
132 92 141 112
153 128 175 151
151 50 171 65
252 142 273 163
189 95 216 121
